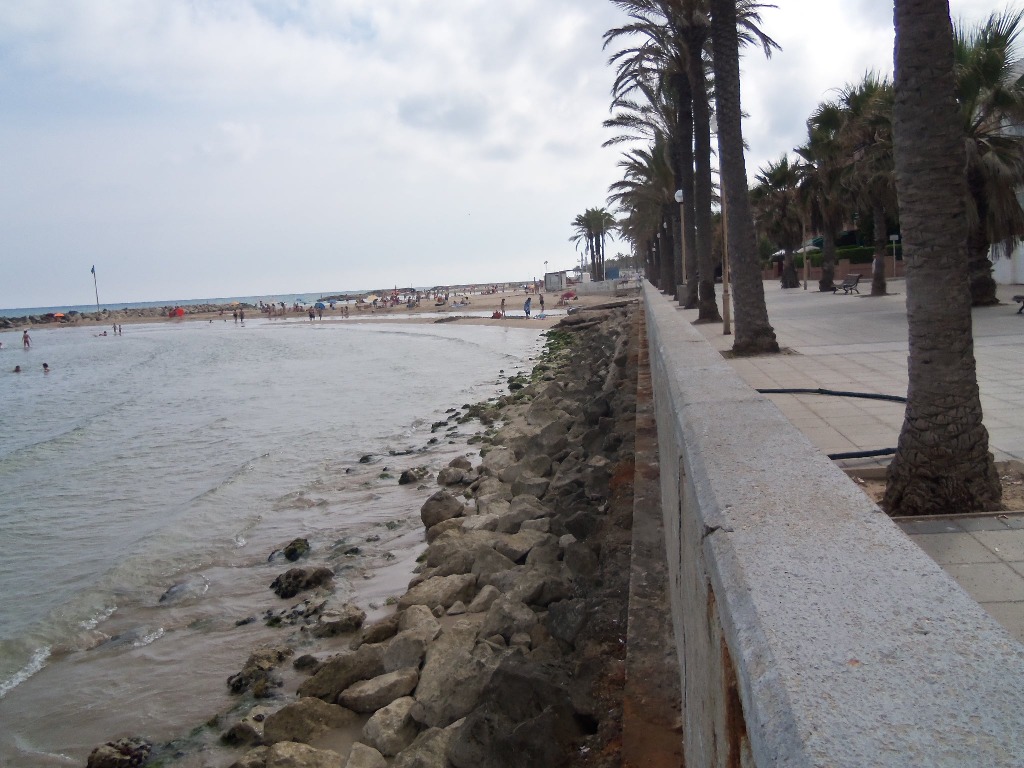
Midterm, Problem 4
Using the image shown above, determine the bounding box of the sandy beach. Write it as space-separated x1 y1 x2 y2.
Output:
0 286 622 336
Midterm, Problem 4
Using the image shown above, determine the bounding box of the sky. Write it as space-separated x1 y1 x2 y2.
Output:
0 0 1005 308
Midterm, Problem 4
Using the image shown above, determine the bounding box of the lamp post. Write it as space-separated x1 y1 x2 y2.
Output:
674 189 685 302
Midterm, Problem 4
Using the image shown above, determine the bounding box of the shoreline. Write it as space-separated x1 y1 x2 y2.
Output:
82 297 640 768
0 288 622 334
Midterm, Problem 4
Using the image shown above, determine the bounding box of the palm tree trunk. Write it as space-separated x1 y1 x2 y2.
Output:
661 210 676 293
709 0 778 354
781 251 798 288
674 74 699 308
885 0 1000 515
687 32 721 323
871 202 888 295
967 180 999 305
818 220 838 291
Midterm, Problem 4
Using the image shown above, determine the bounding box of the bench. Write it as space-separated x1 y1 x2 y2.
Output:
1014 295 1024 313
833 274 861 294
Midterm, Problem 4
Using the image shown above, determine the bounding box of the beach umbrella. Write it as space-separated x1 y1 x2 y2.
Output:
315 302 326 310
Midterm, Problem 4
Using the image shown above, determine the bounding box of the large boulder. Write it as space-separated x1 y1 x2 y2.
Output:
397 573 476 611
493 495 549 534
479 596 538 641
282 538 310 561
419 490 465 528
392 726 457 768
353 612 401 648
346 743 388 768
470 546 516 580
297 644 385 702
86 738 152 768
465 584 501 613
265 741 344 768
311 602 366 637
362 696 418 756
339 667 419 713
383 626 439 672
479 446 515 477
511 474 549 498
436 466 465 486
413 621 503 727
398 604 440 633
446 660 583 768
228 646 294 696
493 530 551 563
269 567 333 599
262 697 358 745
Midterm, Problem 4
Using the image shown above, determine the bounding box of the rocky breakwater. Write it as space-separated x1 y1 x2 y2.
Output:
87 300 640 768
0 303 255 329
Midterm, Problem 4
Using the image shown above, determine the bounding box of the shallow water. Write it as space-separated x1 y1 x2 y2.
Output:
0 316 541 766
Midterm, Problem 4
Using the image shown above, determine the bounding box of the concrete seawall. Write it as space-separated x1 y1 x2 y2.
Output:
642 281 1024 766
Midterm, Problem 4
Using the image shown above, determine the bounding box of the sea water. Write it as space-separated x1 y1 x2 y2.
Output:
0 316 542 766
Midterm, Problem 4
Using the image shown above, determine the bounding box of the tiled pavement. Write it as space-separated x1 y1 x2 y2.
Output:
671 278 1024 643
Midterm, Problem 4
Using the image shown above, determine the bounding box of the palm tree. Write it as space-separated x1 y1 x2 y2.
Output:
708 0 779 354
796 101 847 292
955 9 1024 306
751 155 803 288
570 208 618 282
835 74 896 297
885 0 1000 515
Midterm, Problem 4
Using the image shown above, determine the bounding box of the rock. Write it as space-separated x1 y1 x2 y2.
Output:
262 697 358 744
493 530 551 563
474 476 512 502
221 720 263 747
297 644 385 702
86 738 152 768
519 517 550 532
264 741 344 767
470 546 516 580
311 603 366 637
397 573 476 611
494 495 549 534
563 541 600 579
461 513 499 532
419 490 465 528
450 456 473 470
354 613 401 648
293 654 319 672
346 743 388 768
339 667 419 713
269 567 334 599
479 596 538 641
283 538 311 561
158 574 209 604
446 659 583 768
466 584 501 613
229 746 269 768
545 599 592 647
399 467 429 485
398 604 440 633
511 474 549 498
413 621 503 727
446 601 466 616
436 466 466 486
424 517 464 543
383 626 438 672
479 446 516 477
228 646 294 695
392 726 456 768
362 695 418 756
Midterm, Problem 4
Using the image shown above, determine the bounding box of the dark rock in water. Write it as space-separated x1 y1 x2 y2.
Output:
94 627 157 652
158 574 209 604
227 646 293 695
389 448 415 456
293 654 320 671
399 466 429 485
220 720 262 747
86 737 152 768
235 616 257 627
359 454 374 464
270 567 333 599
283 538 311 562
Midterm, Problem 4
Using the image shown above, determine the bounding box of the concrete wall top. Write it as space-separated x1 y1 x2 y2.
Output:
643 282 1024 766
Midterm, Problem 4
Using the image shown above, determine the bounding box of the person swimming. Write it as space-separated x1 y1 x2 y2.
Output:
13 365 21 373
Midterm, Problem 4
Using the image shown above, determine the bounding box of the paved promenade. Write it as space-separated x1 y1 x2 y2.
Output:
670 278 1024 643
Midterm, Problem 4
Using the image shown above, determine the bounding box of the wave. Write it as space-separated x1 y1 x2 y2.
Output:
0 645 50 699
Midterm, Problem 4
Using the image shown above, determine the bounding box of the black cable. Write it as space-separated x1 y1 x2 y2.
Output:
756 387 906 403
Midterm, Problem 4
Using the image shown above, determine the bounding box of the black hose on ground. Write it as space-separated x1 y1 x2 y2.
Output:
754 387 905 460
756 387 906 404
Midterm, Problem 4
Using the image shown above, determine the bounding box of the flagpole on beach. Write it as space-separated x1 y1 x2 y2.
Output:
91 265 100 314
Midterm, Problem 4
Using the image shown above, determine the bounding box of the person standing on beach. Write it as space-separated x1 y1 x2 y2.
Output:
523 297 532 318
539 294 545 313
22 330 30 349
233 310 238 324
500 297 506 317
239 309 245 324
